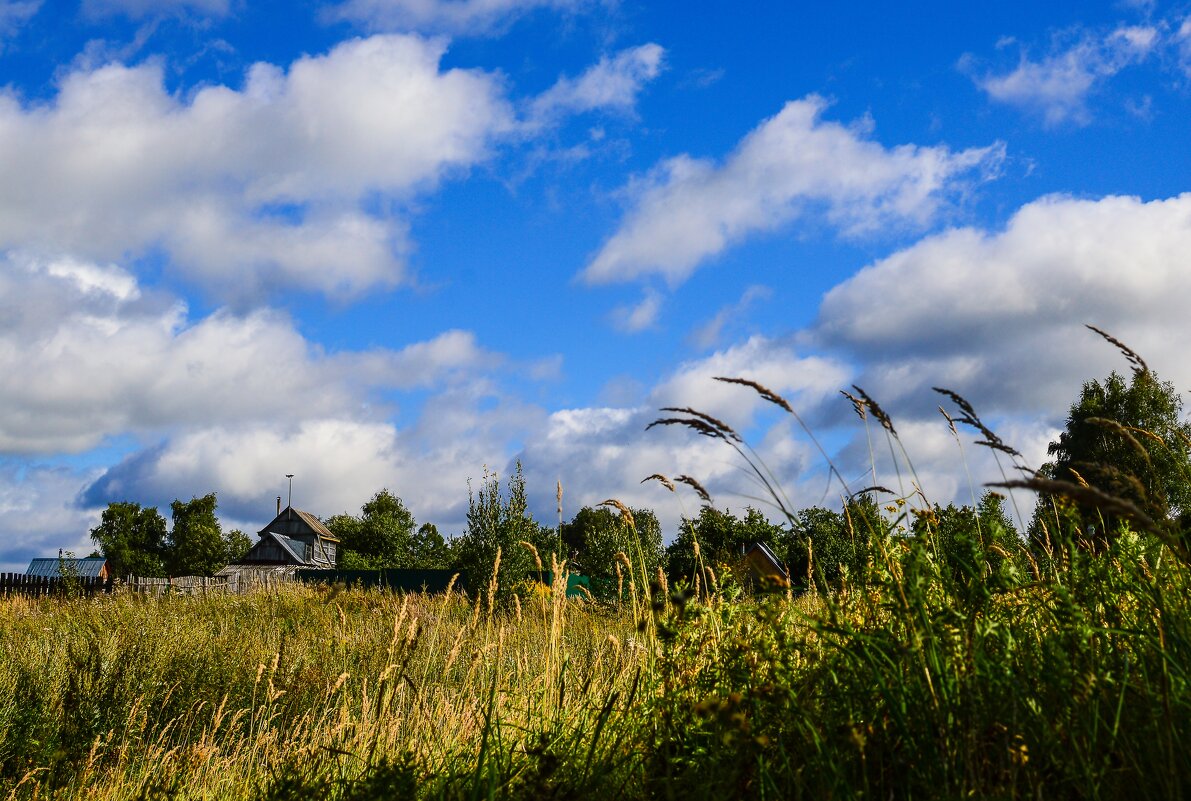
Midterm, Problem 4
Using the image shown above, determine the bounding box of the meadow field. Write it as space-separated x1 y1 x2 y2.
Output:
2 517 1189 800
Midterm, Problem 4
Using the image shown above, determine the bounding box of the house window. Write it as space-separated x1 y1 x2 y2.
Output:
305 543 314 563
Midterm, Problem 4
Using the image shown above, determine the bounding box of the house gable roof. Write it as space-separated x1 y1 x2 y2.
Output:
743 541 785 578
257 506 338 542
238 530 334 567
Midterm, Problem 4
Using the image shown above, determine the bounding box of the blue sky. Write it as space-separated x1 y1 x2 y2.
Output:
3 0 1191 569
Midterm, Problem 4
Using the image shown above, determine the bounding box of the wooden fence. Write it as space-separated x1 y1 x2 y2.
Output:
0 573 235 598
0 572 114 597
124 575 230 596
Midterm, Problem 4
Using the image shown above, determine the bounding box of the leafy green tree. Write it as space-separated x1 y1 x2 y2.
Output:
912 491 1019 584
327 490 418 568
1043 369 1191 533
454 462 555 601
224 529 253 564
411 523 451 570
90 501 168 578
785 495 881 591
562 506 664 595
666 506 785 587
167 493 228 576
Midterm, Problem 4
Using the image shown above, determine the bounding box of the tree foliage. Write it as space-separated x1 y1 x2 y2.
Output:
1042 369 1191 534
167 493 228 577
328 489 420 569
561 506 663 596
454 463 555 601
784 495 881 590
666 506 786 587
89 502 168 578
93 495 247 577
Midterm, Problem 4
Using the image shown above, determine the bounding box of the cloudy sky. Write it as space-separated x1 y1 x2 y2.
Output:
2 0 1190 568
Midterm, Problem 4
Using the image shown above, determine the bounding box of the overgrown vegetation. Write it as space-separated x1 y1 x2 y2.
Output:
7 329 1191 798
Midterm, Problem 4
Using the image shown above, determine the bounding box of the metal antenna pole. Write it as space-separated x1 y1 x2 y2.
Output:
286 474 294 515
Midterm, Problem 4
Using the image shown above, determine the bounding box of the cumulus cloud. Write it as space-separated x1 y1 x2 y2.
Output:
0 34 514 299
813 192 1191 424
582 95 1004 286
80 382 550 533
968 25 1158 125
0 465 103 572
0 253 493 454
66 332 849 554
515 335 853 523
540 192 1191 529
530 43 664 123
323 0 585 36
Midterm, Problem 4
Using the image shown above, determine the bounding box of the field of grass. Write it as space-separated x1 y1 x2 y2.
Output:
2 515 1190 800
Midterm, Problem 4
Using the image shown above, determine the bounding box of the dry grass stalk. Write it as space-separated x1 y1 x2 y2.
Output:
658 406 741 441
713 376 794 413
520 540 544 573
641 473 676 492
992 477 1160 533
599 499 636 530
851 385 896 435
933 387 1022 457
842 390 868 421
1086 324 1149 375
675 475 712 503
646 415 729 441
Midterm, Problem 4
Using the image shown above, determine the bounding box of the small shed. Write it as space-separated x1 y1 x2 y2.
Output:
26 556 110 580
742 541 786 586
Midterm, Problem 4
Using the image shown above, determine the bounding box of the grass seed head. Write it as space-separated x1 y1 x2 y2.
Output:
642 473 676 492
675 475 712 503
713 376 794 414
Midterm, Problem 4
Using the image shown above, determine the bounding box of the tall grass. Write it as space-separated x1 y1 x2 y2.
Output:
4 378 1191 797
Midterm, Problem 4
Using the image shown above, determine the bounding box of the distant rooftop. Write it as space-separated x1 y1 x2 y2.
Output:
25 557 108 578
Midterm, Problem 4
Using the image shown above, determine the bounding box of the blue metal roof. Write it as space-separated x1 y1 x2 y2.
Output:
25 557 108 578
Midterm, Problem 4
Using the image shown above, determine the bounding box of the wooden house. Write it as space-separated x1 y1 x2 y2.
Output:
236 505 340 568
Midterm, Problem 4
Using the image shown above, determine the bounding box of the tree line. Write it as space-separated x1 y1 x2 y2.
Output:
89 493 251 578
89 366 1191 593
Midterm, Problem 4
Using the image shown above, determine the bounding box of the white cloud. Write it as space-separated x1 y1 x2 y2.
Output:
1177 17 1191 74
0 465 103 572
649 335 849 427
970 25 1158 125
582 95 1003 286
530 43 665 123
80 384 549 535
65 334 847 554
0 0 39 40
813 192 1191 420
690 284 771 349
0 253 493 454
323 0 585 36
515 335 853 526
0 34 514 299
610 288 663 332
81 0 230 19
